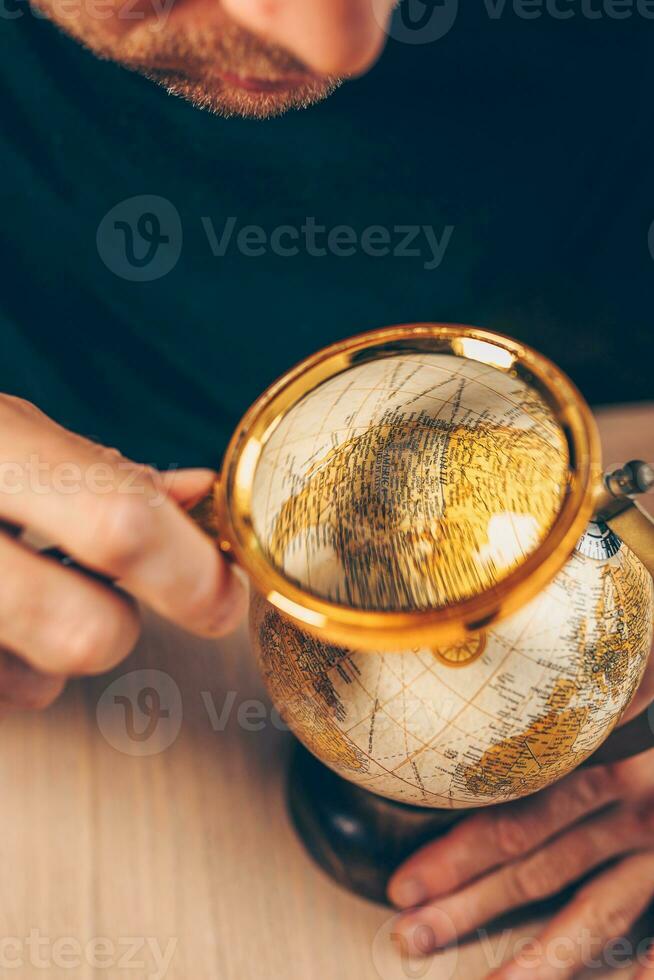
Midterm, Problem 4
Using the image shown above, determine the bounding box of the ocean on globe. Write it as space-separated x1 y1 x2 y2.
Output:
249 352 654 807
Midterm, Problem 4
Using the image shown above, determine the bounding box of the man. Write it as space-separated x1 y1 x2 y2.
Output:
1 0 653 975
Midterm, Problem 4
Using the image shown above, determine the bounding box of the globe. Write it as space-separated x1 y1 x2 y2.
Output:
247 350 654 808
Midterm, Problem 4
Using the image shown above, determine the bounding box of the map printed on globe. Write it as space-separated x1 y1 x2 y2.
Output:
249 353 654 807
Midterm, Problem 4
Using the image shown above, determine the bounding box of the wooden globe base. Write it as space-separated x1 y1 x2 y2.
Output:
286 741 467 905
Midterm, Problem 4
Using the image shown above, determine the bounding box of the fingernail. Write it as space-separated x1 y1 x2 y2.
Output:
0 668 65 710
494 967 533 980
388 877 428 909
495 961 546 980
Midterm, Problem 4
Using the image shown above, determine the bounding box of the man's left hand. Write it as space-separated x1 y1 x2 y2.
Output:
388 746 654 978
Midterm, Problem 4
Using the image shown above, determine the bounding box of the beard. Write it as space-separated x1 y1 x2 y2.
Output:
32 0 342 117
144 72 341 119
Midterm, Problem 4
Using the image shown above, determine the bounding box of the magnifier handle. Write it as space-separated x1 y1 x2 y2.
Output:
604 501 654 579
186 481 235 562
594 460 654 578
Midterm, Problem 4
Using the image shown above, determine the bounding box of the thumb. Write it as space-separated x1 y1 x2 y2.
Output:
158 468 217 508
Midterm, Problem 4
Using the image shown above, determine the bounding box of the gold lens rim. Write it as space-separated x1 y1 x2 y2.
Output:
217 323 601 650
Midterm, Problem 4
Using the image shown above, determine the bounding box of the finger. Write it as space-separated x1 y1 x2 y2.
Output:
222 0 394 76
394 803 653 954
489 851 654 980
0 408 245 635
0 651 65 709
0 532 140 676
635 942 654 978
98 465 217 510
604 747 654 800
388 766 619 908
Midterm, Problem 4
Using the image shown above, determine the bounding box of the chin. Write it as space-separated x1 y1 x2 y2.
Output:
144 70 341 119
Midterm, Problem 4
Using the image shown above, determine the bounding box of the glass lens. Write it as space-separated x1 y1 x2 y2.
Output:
250 351 569 612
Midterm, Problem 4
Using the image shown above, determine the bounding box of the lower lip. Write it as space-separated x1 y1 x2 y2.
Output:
218 71 309 93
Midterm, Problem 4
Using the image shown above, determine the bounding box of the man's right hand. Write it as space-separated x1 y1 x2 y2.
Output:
0 395 246 711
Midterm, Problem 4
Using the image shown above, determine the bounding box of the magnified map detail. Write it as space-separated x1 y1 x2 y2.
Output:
251 354 569 611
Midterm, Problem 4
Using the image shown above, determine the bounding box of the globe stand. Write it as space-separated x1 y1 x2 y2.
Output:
287 741 466 905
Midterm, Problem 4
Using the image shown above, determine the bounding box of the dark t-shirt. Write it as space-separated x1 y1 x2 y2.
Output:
0 8 652 468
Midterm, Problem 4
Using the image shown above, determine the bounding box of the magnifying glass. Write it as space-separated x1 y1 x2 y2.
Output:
193 322 654 652
35 321 652 838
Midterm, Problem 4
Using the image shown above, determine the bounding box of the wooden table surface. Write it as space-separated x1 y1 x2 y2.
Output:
1 614 650 980
0 403 652 980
